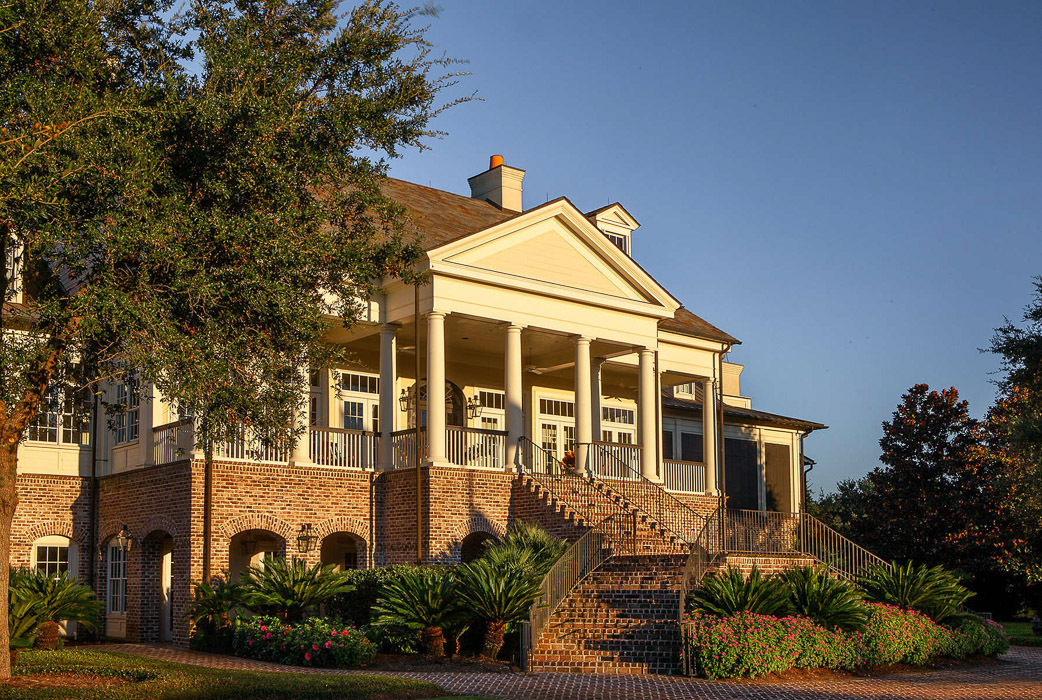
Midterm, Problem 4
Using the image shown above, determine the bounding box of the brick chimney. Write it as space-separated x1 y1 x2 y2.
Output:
468 155 525 212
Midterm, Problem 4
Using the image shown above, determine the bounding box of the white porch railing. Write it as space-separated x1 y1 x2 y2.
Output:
309 427 377 469
663 459 707 493
391 428 427 469
445 426 507 469
152 419 195 465
214 428 290 464
588 440 642 480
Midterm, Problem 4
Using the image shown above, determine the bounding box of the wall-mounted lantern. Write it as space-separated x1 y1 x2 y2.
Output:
296 523 318 554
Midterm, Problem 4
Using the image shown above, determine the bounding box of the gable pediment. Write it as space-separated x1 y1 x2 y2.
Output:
427 200 678 315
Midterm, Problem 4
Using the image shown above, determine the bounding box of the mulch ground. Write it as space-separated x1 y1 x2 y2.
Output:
2 672 131 689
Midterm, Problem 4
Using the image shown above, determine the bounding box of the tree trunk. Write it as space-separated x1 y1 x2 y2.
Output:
481 620 505 660
420 626 445 657
0 439 20 678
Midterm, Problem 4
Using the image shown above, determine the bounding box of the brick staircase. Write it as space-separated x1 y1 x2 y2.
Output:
530 554 686 675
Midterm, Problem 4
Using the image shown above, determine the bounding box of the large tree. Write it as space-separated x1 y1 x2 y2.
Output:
1 0 462 675
860 384 977 566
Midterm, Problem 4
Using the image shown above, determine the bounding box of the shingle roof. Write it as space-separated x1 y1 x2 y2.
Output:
662 391 827 432
382 178 516 250
659 307 740 345
383 178 737 345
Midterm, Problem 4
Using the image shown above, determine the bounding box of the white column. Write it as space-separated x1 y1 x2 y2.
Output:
638 349 658 481
291 366 311 465
378 323 399 471
504 324 524 468
140 381 156 466
702 378 719 495
574 337 592 475
591 358 604 443
426 312 447 463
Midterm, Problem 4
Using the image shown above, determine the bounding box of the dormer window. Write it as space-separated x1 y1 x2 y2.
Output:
586 203 639 258
604 232 630 255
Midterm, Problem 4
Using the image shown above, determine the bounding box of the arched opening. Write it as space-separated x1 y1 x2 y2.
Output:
411 380 466 428
320 532 366 571
30 535 80 638
228 529 285 582
459 531 496 563
140 531 175 643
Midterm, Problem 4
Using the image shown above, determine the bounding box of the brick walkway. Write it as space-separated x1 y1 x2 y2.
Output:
93 643 1042 699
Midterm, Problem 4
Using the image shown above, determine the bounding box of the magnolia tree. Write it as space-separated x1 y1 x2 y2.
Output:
0 0 465 675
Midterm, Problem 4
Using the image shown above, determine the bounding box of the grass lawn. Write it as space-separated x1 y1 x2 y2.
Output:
0 649 449 700
999 621 1042 647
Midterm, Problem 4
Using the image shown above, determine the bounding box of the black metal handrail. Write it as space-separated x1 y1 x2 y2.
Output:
582 441 706 547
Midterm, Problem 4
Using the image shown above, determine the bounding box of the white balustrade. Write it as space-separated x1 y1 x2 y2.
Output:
391 428 427 469
309 427 377 469
214 428 290 464
445 426 507 469
663 459 707 493
152 419 195 465
588 441 642 480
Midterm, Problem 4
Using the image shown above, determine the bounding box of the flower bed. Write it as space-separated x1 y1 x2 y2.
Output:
233 616 377 668
682 603 1009 679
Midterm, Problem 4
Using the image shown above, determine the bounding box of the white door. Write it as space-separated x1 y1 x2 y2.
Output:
159 545 173 642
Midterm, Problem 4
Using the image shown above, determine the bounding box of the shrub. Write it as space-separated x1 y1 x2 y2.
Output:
371 568 462 656
187 577 242 651
233 615 376 668
688 565 789 618
8 567 102 645
861 561 974 625
681 601 1009 679
455 558 542 659
780 566 868 631
240 558 354 622
481 522 567 580
324 565 444 627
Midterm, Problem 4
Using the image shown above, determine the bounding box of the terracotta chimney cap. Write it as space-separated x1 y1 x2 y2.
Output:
489 154 504 169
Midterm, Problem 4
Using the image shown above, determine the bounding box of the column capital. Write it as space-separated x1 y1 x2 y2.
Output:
382 322 401 332
428 310 446 321
504 323 524 333
574 335 592 347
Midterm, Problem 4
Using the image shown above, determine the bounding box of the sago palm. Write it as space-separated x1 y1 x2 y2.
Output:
455 558 543 660
240 558 354 622
482 522 567 580
10 567 103 634
687 565 789 617
186 577 242 631
860 560 974 624
372 569 460 656
780 565 868 631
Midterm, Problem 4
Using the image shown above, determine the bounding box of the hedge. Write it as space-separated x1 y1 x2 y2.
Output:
232 616 377 668
682 602 1009 679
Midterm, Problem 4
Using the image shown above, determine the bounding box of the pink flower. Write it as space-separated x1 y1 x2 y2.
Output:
360 663 366 668
312 644 319 651
305 652 311 661
324 641 332 649
248 640 253 646
260 625 267 632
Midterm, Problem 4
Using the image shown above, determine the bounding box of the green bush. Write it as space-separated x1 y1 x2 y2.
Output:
781 566 868 632
682 602 1008 679
323 565 444 627
371 568 463 656
861 561 974 625
8 567 102 645
455 557 542 660
186 577 242 652
481 522 566 580
240 558 355 622
232 615 376 668
688 565 789 618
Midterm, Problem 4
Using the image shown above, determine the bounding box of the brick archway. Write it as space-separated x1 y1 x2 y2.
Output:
26 519 88 548
138 515 185 548
447 513 507 562
218 513 295 541
313 516 370 543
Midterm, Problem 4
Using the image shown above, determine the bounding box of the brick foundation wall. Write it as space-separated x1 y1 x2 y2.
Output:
12 473 91 569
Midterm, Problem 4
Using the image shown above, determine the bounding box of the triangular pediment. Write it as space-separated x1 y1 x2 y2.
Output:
428 200 678 314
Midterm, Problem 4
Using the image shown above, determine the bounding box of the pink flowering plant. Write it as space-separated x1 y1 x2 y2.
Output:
233 615 376 668
682 603 1007 679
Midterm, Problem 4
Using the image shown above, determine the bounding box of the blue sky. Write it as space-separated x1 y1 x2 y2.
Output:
386 0 1042 491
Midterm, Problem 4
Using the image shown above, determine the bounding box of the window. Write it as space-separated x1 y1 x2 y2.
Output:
539 399 574 418
35 545 69 576
340 372 379 394
27 376 90 446
662 430 674 460
114 377 139 444
604 232 629 254
601 406 636 444
681 432 704 463
343 400 365 430
478 391 504 410
602 407 635 425
107 545 127 615
674 383 695 397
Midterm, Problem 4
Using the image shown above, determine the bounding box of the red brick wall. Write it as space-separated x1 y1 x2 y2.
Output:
11 474 92 568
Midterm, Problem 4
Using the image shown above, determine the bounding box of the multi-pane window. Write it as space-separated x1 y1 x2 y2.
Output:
27 379 90 446
601 406 636 444
114 377 139 444
107 545 127 615
539 399 574 418
602 407 635 425
341 372 379 394
604 232 629 254
477 390 504 430
478 391 504 410
35 545 69 576
343 400 365 431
